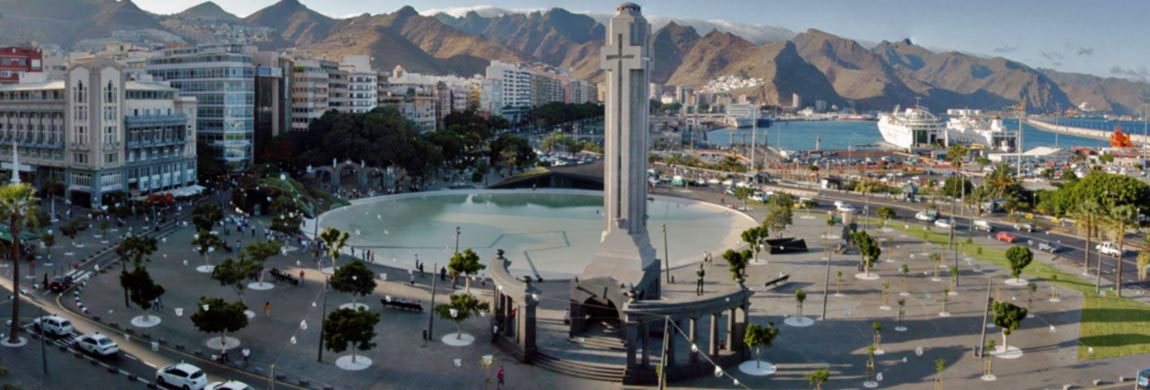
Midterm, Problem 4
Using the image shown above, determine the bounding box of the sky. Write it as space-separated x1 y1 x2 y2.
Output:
134 0 1150 80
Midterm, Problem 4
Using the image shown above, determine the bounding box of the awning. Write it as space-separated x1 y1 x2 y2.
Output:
0 223 40 243
131 185 206 201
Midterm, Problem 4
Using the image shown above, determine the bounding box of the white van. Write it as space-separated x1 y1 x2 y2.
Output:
973 220 994 232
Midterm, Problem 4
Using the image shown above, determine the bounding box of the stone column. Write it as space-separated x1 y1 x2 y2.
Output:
726 308 736 351
666 319 677 367
640 321 650 368
689 317 699 364
625 321 638 366
709 313 719 357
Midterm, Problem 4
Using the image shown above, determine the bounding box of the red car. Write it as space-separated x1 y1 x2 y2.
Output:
995 231 1017 243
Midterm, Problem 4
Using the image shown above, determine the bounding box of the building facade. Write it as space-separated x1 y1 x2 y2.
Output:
289 59 336 132
0 47 44 84
146 44 253 172
0 60 196 207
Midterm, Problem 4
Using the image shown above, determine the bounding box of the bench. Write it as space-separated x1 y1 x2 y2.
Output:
268 268 299 286
381 299 423 312
763 274 790 290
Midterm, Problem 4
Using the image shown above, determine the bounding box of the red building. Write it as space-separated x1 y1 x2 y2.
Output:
0 47 43 84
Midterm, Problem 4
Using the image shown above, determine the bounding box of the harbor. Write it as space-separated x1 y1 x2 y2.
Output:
1026 117 1150 145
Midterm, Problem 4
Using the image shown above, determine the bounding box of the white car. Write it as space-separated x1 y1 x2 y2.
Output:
836 202 859 213
75 333 119 357
1096 242 1124 257
915 210 939 222
934 218 955 230
156 363 208 390
205 381 254 390
32 315 74 337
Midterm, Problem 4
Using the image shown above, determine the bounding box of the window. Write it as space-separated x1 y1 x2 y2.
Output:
105 153 117 164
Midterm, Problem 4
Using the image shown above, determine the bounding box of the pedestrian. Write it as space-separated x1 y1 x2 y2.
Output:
220 349 230 363
410 272 415 285
696 263 706 296
440 266 447 281
299 269 305 282
492 322 500 341
264 302 271 317
497 366 505 389
241 348 250 362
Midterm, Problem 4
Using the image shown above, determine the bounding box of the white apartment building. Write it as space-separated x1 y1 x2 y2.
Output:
340 55 377 114
0 60 197 207
483 60 532 123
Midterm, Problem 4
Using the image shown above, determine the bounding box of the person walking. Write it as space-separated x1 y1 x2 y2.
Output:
695 263 706 296
497 366 505 389
264 302 271 317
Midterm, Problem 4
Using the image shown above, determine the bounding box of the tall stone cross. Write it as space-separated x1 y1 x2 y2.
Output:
10 139 19 185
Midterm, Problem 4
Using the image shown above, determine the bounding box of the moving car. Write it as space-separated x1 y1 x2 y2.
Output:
75 333 119 357
205 381 254 390
972 220 994 232
1096 241 1124 257
836 202 860 213
1038 240 1066 253
47 275 73 292
32 315 74 337
995 231 1018 243
934 218 954 230
156 363 208 390
915 209 939 222
1137 368 1150 389
1014 223 1035 233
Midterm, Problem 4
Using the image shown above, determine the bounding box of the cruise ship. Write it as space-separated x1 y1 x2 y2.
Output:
944 109 1017 152
876 104 945 150
724 104 770 128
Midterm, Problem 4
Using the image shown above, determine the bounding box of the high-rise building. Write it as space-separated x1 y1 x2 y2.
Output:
0 60 197 207
290 59 336 132
146 44 253 172
252 51 291 164
340 55 377 114
0 46 44 84
484 60 532 124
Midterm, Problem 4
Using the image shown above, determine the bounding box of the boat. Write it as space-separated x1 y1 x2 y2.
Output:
876 102 945 150
725 104 756 128
944 109 1017 152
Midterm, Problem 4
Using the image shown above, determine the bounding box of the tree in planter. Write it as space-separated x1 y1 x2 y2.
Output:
896 299 907 330
864 344 877 386
872 322 883 353
191 230 223 269
764 193 795 237
835 271 843 296
992 300 1028 354
949 266 959 293
434 294 491 339
795 289 807 319
929 253 943 280
1005 246 1033 283
448 249 486 294
192 203 223 232
983 339 996 380
899 264 910 296
1 183 38 346
940 288 951 316
115 234 159 307
211 254 261 304
1026 283 1037 317
934 358 946 390
722 249 752 281
331 260 378 308
875 206 896 227
854 230 881 276
740 225 769 264
319 227 350 271
41 232 55 262
244 241 283 288
322 307 380 365
98 219 111 237
804 367 829 390
120 265 165 325
743 322 781 369
880 282 890 309
59 219 79 247
189 297 248 356
1049 274 1060 301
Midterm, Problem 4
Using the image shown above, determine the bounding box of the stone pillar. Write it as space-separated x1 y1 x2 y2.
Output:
522 292 537 359
640 321 650 368
625 321 638 366
689 317 699 364
709 313 719 357
666 319 677 367
726 308 736 351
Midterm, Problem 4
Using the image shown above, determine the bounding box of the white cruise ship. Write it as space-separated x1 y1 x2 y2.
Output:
876 104 945 150
944 109 1017 152
725 104 755 128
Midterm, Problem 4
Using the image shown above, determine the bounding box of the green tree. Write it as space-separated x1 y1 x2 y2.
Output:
854 230 881 276
805 367 830 390
743 322 781 368
992 301 1028 351
115 234 158 267
268 196 302 236
795 289 807 318
984 162 1019 199
448 248 486 294
875 206 896 226
322 307 380 364
0 183 37 345
211 254 262 303
319 227 350 270
1104 204 1137 296
244 241 283 286
434 293 491 339
722 249 752 281
331 260 378 307
120 265 165 324
935 358 946 389
59 218 79 246
1005 246 1033 281
41 232 55 261
740 226 769 264
1138 246 1150 282
733 186 754 210
190 297 248 355
1071 200 1103 275
900 264 910 294
192 203 223 232
191 230 223 269
764 194 795 237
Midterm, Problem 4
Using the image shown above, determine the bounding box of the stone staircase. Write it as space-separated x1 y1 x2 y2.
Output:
534 352 627 382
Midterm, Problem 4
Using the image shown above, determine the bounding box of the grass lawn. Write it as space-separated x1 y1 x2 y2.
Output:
878 220 1150 360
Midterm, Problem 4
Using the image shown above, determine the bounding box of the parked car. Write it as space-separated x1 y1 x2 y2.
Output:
156 363 208 390
47 275 73 292
75 333 119 357
205 381 254 390
1137 368 1150 389
915 209 939 222
1096 241 1124 257
995 231 1018 243
973 220 994 232
1014 223 1035 233
836 202 859 213
32 315 74 337
934 218 954 230
1038 240 1066 253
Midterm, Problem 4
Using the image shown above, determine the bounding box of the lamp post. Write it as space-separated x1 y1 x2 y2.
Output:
317 280 328 362
427 262 438 341
662 224 670 284
822 234 832 320
454 226 461 254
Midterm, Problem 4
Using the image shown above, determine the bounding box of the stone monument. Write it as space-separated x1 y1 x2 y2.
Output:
569 2 661 335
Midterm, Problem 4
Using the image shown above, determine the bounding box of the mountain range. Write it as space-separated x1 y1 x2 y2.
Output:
2 0 1146 114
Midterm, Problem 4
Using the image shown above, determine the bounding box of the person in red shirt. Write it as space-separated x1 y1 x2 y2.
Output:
497 366 505 389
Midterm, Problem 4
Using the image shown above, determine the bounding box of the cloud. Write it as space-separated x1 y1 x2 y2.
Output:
420 5 545 18
993 45 1018 53
1041 51 1063 61
1110 65 1150 79
1063 42 1094 56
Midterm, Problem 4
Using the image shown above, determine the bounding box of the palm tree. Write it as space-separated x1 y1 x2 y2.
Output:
983 162 1017 200
1070 200 1102 276
1 183 38 345
946 144 968 213
1105 204 1137 297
